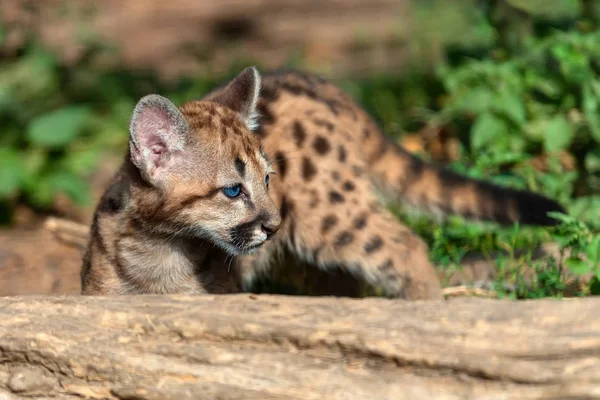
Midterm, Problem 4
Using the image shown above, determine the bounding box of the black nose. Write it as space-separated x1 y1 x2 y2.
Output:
261 222 280 239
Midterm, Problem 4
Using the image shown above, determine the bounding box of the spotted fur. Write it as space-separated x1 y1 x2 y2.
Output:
82 67 566 299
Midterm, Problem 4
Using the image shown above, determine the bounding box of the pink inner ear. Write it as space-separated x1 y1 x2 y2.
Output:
133 106 172 175
135 107 169 146
150 144 166 169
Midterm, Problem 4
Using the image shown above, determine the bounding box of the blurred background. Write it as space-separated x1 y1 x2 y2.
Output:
1 0 599 298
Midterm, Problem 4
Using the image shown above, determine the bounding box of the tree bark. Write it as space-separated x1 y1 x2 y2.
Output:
1 294 600 399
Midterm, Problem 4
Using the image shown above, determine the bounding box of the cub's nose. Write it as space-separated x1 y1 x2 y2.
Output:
261 221 280 239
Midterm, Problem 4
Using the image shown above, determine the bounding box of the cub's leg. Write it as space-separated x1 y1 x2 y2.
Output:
275 192 442 300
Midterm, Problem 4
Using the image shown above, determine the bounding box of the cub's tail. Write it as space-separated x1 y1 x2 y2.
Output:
367 139 566 226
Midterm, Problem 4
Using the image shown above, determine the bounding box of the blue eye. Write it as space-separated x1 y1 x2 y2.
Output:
223 184 242 198
265 174 270 187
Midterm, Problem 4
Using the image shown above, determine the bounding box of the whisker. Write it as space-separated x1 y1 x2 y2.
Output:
227 255 234 272
264 138 289 155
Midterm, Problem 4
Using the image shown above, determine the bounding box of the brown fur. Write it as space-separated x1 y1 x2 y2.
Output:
82 67 565 299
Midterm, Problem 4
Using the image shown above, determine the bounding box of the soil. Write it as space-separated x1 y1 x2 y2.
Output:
0 154 121 296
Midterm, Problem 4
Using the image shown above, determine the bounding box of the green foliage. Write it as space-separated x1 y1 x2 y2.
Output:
550 212 600 292
0 35 122 215
27 106 91 148
437 29 600 163
384 0 600 299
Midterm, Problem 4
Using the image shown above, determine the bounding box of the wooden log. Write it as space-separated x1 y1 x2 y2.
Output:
0 294 600 399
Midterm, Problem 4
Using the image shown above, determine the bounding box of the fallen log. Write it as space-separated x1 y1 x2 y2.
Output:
1 294 600 399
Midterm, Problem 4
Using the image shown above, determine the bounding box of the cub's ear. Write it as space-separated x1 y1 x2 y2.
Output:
129 94 189 181
206 66 261 131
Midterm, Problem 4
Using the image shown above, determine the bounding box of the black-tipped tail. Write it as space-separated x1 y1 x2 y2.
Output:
510 189 566 226
366 134 567 227
438 172 568 227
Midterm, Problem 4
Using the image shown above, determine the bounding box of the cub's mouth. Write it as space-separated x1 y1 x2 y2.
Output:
236 242 263 254
215 236 267 256
227 221 270 255
229 237 267 254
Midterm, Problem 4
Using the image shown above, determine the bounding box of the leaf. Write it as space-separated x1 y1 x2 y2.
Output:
495 89 526 125
568 196 600 223
471 112 507 151
27 106 91 148
547 211 574 224
26 179 54 207
0 80 13 112
583 81 600 142
475 151 529 170
525 70 561 99
544 115 574 152
62 148 100 175
455 88 494 115
524 118 548 141
586 236 600 267
564 256 592 275
22 148 47 175
551 43 592 84
46 171 91 205
585 150 600 173
0 149 24 198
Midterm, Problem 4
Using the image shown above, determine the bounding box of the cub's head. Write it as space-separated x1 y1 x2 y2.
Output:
128 67 280 255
